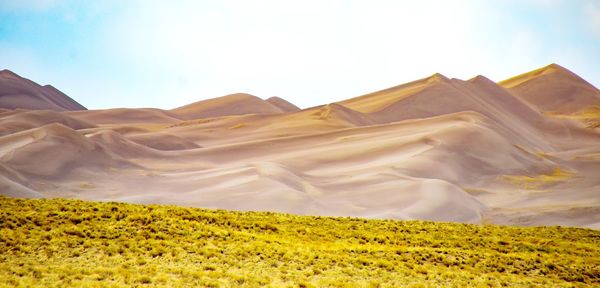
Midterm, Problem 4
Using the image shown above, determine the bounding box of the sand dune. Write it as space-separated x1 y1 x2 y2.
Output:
66 108 181 124
266 96 300 112
1 64 599 228
0 123 134 179
339 73 450 113
307 103 375 126
0 162 39 197
162 103 376 147
500 63 600 114
337 70 600 153
0 109 95 136
171 93 286 119
0 172 42 198
0 70 86 111
126 132 201 151
182 111 554 187
340 73 551 148
11 111 549 223
87 130 165 158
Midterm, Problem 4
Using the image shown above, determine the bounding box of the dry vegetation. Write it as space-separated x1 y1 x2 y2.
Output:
546 106 600 129
573 106 600 129
1 196 599 287
501 167 574 190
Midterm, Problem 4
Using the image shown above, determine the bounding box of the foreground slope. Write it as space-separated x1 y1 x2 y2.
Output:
1 197 599 287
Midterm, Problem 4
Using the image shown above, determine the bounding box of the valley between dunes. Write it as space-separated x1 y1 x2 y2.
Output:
1 64 599 228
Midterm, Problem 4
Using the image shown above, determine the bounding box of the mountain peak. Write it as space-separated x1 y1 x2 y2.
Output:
170 92 285 119
217 93 262 101
545 62 566 70
0 69 86 111
498 63 581 89
427 73 450 83
468 75 494 84
539 63 577 76
499 63 600 113
266 96 300 112
0 69 20 78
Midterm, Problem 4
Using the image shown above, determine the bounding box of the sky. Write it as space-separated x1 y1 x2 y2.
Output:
0 0 599 110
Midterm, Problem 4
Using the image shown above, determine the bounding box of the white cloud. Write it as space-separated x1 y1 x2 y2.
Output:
97 0 497 108
3 0 599 109
584 1 600 39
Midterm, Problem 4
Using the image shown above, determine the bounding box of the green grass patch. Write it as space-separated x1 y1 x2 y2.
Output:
0 196 598 287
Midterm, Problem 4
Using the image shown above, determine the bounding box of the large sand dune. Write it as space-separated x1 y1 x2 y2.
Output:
0 70 86 111
171 93 287 119
500 64 600 114
0 66 599 228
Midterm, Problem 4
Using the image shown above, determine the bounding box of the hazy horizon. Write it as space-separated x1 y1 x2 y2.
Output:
1 0 599 110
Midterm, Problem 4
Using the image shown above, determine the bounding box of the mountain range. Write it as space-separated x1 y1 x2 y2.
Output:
1 64 599 228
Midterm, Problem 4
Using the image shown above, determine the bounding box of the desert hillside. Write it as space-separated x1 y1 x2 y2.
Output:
1 64 599 228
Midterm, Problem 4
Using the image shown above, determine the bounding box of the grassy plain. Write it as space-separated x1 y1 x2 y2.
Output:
0 196 599 287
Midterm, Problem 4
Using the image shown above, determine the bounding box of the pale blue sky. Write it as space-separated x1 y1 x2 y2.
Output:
1 0 599 109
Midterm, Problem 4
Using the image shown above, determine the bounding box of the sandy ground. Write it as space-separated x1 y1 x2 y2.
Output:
1 63 599 228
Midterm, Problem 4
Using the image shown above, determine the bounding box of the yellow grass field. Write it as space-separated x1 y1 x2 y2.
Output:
0 196 598 287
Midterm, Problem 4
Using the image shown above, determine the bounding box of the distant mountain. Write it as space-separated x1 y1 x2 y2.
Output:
266 96 301 112
0 70 86 111
170 93 289 119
